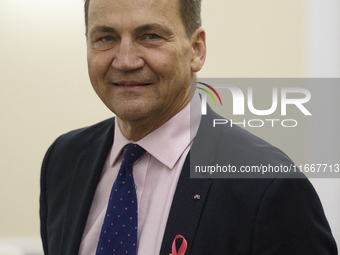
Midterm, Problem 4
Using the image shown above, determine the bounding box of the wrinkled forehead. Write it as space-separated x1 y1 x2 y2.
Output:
88 0 181 20
87 0 184 34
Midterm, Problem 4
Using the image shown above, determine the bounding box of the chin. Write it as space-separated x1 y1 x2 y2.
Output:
111 104 154 122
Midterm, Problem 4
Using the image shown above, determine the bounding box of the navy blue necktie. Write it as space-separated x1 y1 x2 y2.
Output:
96 144 146 254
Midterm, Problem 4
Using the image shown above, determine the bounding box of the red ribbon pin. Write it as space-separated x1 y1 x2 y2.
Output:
171 235 187 255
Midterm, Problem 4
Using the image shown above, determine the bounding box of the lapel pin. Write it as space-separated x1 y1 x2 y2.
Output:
194 194 201 200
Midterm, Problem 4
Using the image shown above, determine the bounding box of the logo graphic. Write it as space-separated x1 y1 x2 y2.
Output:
197 83 311 117
196 82 223 115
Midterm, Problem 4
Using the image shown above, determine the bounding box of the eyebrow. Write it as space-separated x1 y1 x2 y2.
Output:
89 26 118 38
89 23 173 38
134 23 173 36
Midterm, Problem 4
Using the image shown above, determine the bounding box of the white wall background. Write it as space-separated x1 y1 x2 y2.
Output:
0 0 338 252
306 0 340 246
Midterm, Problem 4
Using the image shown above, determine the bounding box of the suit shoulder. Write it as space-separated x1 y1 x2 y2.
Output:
61 117 114 139
202 108 292 164
56 117 114 146
218 122 293 165
43 117 115 161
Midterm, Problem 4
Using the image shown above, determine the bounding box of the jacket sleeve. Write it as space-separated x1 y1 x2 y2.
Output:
40 136 61 255
252 177 337 255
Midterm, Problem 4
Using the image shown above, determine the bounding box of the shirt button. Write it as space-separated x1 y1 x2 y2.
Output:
135 184 138 191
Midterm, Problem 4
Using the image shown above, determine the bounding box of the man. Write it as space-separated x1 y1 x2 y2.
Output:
40 0 337 254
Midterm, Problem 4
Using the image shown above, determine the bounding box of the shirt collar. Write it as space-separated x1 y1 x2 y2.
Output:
110 91 202 169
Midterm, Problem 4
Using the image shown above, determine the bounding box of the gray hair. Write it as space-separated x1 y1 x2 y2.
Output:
84 0 202 37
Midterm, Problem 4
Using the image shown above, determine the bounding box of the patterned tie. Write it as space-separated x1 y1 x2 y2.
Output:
96 143 146 254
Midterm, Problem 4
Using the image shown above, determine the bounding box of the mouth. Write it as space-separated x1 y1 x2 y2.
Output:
112 83 152 87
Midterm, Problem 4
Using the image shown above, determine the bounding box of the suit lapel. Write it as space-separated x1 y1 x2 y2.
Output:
60 119 115 255
160 106 221 255
159 156 211 255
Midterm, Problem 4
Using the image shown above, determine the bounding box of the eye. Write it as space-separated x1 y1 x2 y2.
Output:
92 35 117 50
99 36 114 43
145 34 161 40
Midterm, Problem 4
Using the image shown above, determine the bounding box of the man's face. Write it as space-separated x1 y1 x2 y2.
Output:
87 0 198 126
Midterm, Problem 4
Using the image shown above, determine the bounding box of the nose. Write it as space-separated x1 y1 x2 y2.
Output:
111 37 145 71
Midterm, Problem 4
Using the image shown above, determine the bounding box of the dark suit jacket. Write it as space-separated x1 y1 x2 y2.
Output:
40 107 337 254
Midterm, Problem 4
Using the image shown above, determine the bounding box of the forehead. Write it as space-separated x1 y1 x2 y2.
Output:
88 0 182 30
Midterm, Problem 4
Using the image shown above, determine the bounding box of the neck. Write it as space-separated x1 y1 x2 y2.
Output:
117 102 189 141
116 80 197 141
117 121 157 142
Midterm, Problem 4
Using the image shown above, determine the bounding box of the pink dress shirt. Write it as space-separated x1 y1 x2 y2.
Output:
78 92 201 255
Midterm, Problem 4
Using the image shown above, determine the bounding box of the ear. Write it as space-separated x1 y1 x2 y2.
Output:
190 28 206 73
